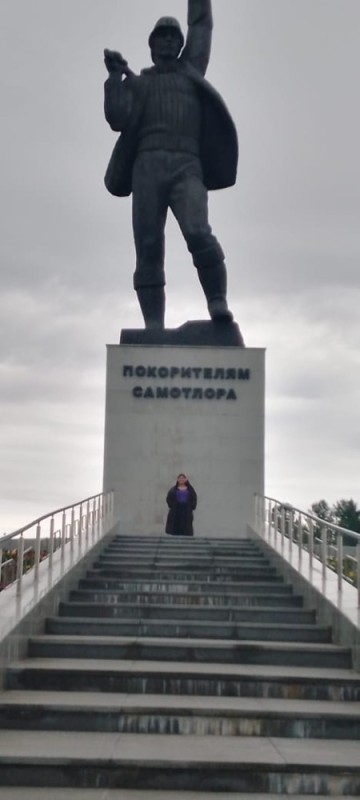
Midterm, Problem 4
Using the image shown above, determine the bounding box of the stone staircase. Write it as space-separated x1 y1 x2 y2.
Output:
0 534 359 797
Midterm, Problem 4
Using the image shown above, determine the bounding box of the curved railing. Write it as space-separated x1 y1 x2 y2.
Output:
0 491 114 599
254 494 360 606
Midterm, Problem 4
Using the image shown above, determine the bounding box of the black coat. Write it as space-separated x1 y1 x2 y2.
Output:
104 0 238 197
104 66 238 197
165 484 197 537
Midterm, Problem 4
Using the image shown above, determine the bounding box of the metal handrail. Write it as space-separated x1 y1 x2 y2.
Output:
1 493 107 545
258 495 360 544
0 491 114 597
254 493 360 606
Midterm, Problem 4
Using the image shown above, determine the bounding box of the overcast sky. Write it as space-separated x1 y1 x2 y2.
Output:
1 0 359 532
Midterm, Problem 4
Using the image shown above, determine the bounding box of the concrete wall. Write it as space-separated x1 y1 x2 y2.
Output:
103 345 265 537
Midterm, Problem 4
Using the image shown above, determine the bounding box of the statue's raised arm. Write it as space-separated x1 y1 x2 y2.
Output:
181 0 213 76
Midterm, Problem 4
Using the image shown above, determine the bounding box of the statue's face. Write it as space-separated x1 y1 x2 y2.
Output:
151 28 183 61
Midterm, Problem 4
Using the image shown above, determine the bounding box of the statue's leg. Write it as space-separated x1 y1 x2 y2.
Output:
135 286 166 330
197 261 233 322
170 156 233 322
132 153 168 329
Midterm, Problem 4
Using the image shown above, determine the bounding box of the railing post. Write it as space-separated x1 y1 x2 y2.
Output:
34 523 41 583
274 502 279 546
61 510 66 562
97 495 102 539
70 507 75 557
92 497 97 543
78 504 83 554
337 532 343 593
298 514 303 568
261 496 266 532
267 500 272 543
288 508 294 560
255 495 260 533
16 535 24 598
280 506 285 554
110 491 114 527
321 524 327 583
49 517 55 571
85 500 90 548
357 540 360 607
308 519 314 571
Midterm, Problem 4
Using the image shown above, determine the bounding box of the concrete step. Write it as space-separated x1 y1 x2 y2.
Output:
1 691 360 739
0 731 358 793
104 542 264 552
26 635 351 669
109 535 258 541
59 598 312 628
68 597 313 624
0 793 353 800
84 574 290 592
103 540 260 558
2 533 358 795
95 559 277 576
91 570 282 584
101 554 270 566
48 615 330 643
7 658 360 700
112 536 259 546
77 587 303 607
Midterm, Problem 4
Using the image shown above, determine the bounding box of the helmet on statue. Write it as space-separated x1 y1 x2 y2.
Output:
148 17 185 49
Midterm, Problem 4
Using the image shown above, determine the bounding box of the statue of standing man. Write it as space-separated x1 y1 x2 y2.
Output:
104 0 238 330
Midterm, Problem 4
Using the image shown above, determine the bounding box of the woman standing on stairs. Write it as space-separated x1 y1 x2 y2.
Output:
165 474 197 536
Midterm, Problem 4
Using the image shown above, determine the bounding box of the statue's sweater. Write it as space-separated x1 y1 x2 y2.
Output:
138 67 201 156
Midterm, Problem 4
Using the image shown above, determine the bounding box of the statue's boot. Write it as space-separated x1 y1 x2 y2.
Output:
136 287 165 329
198 263 233 322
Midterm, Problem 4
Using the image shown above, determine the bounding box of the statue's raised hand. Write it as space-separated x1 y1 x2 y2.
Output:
104 49 132 76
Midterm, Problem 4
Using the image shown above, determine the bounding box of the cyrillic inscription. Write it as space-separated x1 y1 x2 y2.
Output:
125 364 250 402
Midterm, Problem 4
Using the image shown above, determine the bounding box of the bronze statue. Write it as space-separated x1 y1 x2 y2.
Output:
104 0 238 330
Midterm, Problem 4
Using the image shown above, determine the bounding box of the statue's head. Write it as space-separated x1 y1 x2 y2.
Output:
149 17 184 63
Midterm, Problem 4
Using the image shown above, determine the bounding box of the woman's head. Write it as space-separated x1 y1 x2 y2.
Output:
176 473 188 487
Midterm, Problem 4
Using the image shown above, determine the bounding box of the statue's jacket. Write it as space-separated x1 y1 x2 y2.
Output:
104 0 238 197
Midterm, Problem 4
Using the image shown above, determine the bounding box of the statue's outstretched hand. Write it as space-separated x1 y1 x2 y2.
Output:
104 49 132 76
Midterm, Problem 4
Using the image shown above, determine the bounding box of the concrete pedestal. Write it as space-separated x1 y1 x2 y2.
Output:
103 344 265 537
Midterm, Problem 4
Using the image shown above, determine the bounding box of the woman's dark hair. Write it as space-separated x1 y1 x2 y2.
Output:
176 473 188 486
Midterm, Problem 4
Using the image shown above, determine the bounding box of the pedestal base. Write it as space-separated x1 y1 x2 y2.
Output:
103 337 265 538
120 320 244 348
